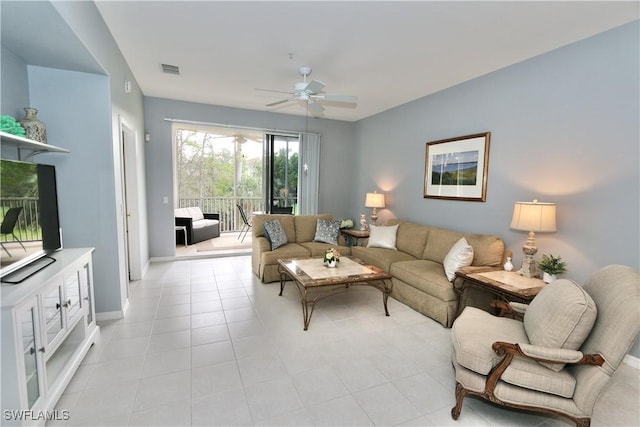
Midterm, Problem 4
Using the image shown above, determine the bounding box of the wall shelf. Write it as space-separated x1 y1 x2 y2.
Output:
0 130 69 160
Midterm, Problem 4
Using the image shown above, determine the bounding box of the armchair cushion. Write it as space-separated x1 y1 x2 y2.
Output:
452 307 528 375
523 279 597 371
452 307 577 398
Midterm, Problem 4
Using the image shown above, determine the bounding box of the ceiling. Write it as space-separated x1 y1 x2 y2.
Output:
91 2 637 122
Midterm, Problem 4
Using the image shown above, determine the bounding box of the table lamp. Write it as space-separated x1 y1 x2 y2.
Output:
365 192 385 225
510 200 557 278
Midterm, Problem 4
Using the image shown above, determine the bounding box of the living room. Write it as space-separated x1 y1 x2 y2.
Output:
1 1 638 426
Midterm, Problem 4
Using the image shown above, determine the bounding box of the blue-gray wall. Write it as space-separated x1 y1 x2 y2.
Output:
1 1 146 316
352 21 639 356
354 21 639 283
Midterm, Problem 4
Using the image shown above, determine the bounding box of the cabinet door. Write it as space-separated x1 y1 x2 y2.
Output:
20 303 42 409
64 270 83 324
42 282 64 348
81 262 95 327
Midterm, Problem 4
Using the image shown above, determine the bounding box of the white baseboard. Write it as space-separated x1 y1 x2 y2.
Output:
141 259 151 277
95 309 125 321
623 354 640 370
150 256 177 263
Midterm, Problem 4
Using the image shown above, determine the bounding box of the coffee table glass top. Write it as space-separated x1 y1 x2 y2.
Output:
278 257 391 288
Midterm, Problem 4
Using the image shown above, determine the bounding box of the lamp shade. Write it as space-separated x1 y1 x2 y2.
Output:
510 201 557 232
365 192 385 208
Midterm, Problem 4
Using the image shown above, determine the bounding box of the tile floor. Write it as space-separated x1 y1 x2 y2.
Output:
51 255 639 426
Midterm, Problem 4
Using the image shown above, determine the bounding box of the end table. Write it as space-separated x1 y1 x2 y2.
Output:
453 266 545 319
340 229 370 247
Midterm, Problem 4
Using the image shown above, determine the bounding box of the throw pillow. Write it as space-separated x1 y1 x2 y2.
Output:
313 219 341 245
367 224 399 250
443 237 474 281
263 219 288 250
523 279 597 372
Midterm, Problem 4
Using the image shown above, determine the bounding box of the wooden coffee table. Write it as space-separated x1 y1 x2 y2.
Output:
277 257 393 330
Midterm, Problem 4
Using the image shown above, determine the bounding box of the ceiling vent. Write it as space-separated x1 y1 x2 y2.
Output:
161 64 180 75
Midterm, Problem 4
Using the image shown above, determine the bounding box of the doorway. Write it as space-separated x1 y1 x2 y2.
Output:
120 120 142 282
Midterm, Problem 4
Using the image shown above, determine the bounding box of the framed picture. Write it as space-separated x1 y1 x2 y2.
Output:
424 132 491 201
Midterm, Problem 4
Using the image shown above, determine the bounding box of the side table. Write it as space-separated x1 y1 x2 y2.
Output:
175 225 188 247
453 266 545 319
340 229 370 247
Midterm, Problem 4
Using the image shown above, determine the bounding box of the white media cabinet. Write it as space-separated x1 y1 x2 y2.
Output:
1 248 100 426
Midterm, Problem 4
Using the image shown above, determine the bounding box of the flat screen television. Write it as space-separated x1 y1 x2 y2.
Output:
1 159 62 282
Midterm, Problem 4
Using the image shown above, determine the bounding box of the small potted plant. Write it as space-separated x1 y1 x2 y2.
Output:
323 248 340 268
537 254 567 283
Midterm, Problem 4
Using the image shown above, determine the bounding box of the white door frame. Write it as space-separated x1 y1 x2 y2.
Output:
119 118 142 281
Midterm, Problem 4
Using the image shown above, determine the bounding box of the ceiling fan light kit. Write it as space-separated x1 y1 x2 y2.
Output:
257 66 357 116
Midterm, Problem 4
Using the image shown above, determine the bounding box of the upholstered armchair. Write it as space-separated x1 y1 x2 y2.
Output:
450 264 640 427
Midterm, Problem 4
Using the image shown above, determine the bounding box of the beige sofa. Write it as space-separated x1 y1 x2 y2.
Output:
252 215 505 328
251 214 351 284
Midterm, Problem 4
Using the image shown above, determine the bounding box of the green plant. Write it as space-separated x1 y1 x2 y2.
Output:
537 254 567 275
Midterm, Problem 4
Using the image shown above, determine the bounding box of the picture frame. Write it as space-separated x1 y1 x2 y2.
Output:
423 132 491 201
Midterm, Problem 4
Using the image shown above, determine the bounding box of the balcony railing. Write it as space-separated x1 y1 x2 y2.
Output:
177 197 296 232
1 198 41 243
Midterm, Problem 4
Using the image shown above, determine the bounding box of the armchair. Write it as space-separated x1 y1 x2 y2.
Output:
450 264 640 427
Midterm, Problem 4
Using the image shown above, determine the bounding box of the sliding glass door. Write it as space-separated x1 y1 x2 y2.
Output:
264 134 299 214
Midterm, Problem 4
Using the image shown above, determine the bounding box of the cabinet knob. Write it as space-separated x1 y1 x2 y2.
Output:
56 303 61 310
63 299 71 308
38 347 45 353
84 297 89 301
29 347 35 355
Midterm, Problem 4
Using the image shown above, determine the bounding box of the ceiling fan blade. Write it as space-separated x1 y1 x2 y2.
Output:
313 94 357 104
303 79 325 94
255 88 294 95
307 100 325 116
266 98 295 107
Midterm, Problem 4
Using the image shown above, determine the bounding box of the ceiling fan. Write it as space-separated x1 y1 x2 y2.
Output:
256 66 357 116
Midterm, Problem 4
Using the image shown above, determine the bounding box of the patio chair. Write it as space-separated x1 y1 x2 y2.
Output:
1 207 27 257
236 204 252 243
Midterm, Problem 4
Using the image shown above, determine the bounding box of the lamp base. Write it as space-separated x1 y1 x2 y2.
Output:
370 208 378 226
518 255 537 278
518 232 538 278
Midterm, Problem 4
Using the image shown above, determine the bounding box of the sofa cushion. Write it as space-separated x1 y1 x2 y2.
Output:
263 219 288 250
367 224 399 250
390 260 457 301
313 219 341 245
387 220 431 259
465 234 505 267
423 228 467 263
187 207 204 221
260 243 310 266
443 237 474 281
300 242 352 257
351 246 415 272
175 207 190 218
192 219 219 229
524 279 597 372
295 214 333 243
422 227 504 267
